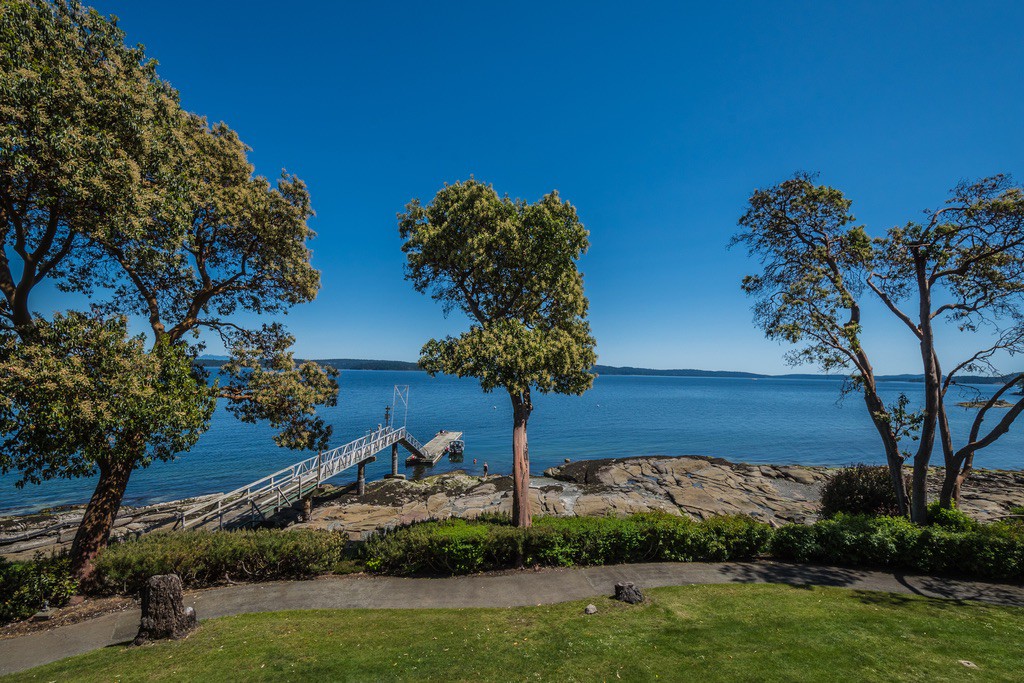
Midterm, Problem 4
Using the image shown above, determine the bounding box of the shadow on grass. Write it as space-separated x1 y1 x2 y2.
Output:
716 561 868 589
892 573 1024 607
716 562 1024 608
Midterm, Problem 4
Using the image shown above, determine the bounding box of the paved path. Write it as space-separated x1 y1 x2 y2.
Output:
3 561 1024 676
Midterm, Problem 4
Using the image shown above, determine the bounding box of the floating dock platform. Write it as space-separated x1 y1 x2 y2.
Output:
405 431 464 466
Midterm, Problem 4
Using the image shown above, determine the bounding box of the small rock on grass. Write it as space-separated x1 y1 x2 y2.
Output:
584 604 598 615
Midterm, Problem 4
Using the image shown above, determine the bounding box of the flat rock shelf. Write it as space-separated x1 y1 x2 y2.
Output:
4 455 1023 554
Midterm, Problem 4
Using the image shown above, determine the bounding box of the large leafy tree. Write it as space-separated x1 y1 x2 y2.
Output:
0 313 215 567
400 179 596 527
738 173 1024 523
733 174 912 516
0 0 337 581
0 0 180 332
868 176 1024 518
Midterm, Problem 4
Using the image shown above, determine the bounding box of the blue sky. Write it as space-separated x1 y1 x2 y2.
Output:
65 1 1024 374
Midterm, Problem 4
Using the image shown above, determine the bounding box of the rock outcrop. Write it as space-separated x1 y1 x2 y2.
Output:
296 455 1024 539
5 456 1022 556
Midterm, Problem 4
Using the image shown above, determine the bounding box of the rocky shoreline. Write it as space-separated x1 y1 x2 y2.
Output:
296 455 1024 539
3 455 1023 557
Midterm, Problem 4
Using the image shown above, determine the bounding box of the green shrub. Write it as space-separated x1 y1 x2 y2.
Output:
820 464 901 518
362 513 773 576
0 553 78 625
770 513 1024 581
770 524 819 563
93 529 348 594
926 501 977 531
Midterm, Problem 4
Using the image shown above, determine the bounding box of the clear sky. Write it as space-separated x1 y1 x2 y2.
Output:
66 1 1024 375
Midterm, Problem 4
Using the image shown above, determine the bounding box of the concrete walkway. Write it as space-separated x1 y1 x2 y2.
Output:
3 561 1024 676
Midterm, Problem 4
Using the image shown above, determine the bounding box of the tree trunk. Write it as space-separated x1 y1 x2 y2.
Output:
938 456 970 509
70 456 134 585
910 253 938 524
862 386 909 516
938 376 1024 507
509 388 533 528
853 336 909 517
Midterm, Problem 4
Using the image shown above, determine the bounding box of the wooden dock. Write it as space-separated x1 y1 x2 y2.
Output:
405 431 464 466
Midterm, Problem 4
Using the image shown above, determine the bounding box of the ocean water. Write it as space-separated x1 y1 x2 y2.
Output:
1 371 1021 514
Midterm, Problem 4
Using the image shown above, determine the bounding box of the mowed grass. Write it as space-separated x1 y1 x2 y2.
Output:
7 584 1024 682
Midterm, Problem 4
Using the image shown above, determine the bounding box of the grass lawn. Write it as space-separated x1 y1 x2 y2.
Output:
7 584 1024 682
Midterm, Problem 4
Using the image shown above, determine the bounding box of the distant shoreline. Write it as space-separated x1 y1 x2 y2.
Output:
198 357 1022 385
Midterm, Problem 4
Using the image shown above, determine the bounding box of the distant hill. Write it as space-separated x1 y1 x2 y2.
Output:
315 358 420 371
196 355 1018 384
197 356 420 371
592 365 765 378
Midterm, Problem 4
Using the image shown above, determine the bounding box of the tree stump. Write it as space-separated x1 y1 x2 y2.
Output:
613 582 644 604
134 574 198 645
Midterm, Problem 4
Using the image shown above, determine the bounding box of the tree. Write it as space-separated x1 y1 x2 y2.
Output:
738 173 1024 523
867 176 1024 518
0 0 180 333
399 179 596 527
0 313 214 573
0 1 338 581
733 174 913 516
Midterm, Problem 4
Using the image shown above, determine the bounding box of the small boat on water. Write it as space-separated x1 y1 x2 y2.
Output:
448 439 465 456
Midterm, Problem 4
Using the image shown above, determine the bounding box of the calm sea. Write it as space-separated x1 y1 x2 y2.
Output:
1 371 1021 514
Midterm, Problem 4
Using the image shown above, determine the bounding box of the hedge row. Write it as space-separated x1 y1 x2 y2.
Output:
9 508 1017 618
0 554 79 624
361 513 772 575
92 528 348 595
772 513 1024 581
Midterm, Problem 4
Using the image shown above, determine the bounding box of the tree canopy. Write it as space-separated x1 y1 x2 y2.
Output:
400 179 596 526
733 173 911 515
736 172 1024 521
0 0 338 579
401 179 596 395
0 0 181 330
0 312 214 486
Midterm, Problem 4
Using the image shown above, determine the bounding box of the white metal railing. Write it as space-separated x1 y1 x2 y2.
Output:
178 425 424 530
400 430 424 452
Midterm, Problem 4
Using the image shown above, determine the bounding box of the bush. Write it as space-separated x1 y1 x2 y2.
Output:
362 513 772 576
770 513 1024 581
926 501 977 531
92 529 348 595
0 553 78 625
820 464 901 518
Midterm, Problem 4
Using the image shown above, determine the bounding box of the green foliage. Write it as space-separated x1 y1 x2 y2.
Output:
926 501 977 531
399 179 596 396
218 324 339 451
732 173 872 374
819 464 901 518
0 313 214 484
0 1 338 575
771 513 1024 580
92 529 348 595
0 0 182 323
881 393 923 458
0 553 78 625
362 513 772 576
